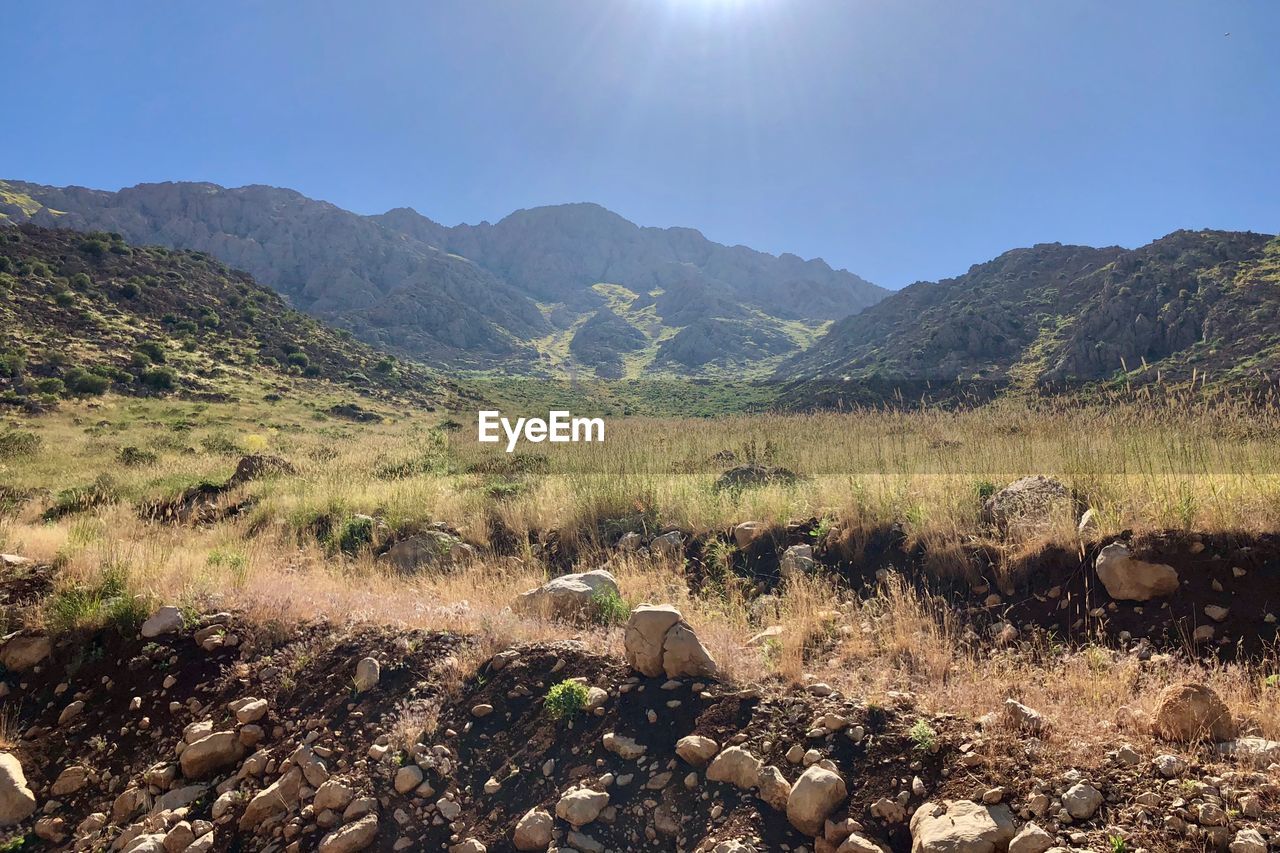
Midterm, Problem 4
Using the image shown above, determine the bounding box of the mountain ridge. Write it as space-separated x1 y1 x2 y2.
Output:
782 228 1280 400
1 179 886 377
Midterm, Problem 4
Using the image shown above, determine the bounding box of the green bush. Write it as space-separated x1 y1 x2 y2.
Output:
53 290 75 307
591 588 630 626
543 679 590 721
118 446 158 467
287 352 310 370
33 377 64 396
0 349 24 378
136 341 167 363
139 366 177 391
332 515 375 555
64 368 110 396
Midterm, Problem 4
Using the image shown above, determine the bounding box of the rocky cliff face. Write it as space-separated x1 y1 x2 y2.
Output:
1 181 886 376
784 230 1280 396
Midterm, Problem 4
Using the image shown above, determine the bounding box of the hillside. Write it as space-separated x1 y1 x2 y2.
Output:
0 224 457 407
1 180 886 378
783 229 1280 400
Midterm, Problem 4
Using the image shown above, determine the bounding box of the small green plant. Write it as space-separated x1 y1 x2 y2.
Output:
974 480 997 502
908 718 938 752
543 679 590 721
1107 834 1128 853
591 588 630 626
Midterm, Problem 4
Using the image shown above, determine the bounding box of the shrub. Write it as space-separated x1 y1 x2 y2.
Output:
543 679 590 721
908 719 938 752
45 475 119 520
0 430 41 459
135 340 167 363
63 368 110 396
139 367 178 391
591 588 630 626
0 349 25 378
118 446 158 467
33 378 64 396
287 352 310 370
53 290 75 308
44 564 149 636
332 515 375 556
71 272 92 290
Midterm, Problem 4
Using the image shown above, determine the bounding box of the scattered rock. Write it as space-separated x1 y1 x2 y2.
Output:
1094 542 1179 601
318 813 378 853
981 476 1073 536
786 765 846 835
0 633 51 671
676 735 719 766
706 746 762 791
141 606 184 638
555 787 609 827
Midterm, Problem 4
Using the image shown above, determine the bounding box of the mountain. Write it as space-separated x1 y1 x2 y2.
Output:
0 224 456 407
0 180 886 376
782 229 1280 399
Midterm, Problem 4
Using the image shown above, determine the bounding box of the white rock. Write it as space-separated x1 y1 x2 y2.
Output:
141 606 184 638
786 765 846 835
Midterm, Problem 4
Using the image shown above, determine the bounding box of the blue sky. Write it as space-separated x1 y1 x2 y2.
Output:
3 0 1277 288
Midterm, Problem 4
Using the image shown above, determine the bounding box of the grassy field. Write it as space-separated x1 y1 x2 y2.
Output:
4 389 1280 763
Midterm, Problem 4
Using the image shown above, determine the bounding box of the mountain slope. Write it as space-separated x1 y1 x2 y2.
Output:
2 180 886 376
0 225 455 406
783 229 1280 397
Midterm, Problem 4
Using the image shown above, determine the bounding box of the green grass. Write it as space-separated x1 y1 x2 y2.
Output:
45 563 150 636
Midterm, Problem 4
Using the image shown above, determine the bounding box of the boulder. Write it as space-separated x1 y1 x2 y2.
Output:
141 606 184 638
555 787 608 827
616 532 644 552
602 732 646 760
313 779 355 813
623 604 683 676
515 569 620 622
1008 822 1053 853
50 765 92 796
318 813 378 853
513 807 554 850
706 746 762 791
1094 542 1179 601
354 657 380 693
786 765 846 836
0 634 51 671
384 530 474 573
714 464 799 491
675 735 719 767
1151 682 1236 743
981 476 1073 536
228 454 296 486
909 800 1015 853
180 731 244 779
0 753 37 827
1215 736 1280 767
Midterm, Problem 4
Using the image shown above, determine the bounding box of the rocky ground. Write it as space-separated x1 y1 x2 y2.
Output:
0 538 1278 853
